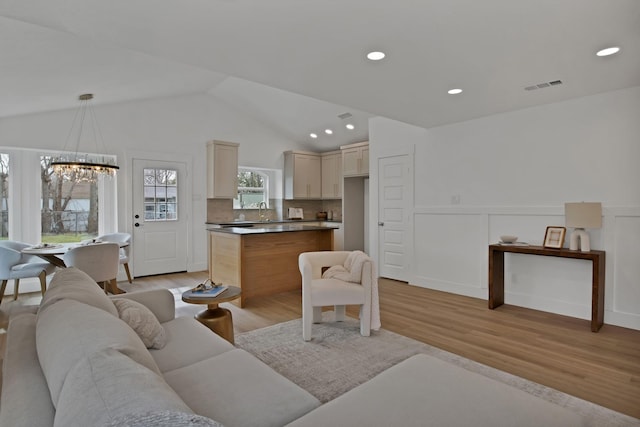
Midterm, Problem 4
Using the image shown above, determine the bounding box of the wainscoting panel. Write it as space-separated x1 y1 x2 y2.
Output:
612 215 640 327
410 206 640 330
413 212 486 298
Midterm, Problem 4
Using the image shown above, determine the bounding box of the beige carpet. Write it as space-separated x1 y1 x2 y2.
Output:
234 312 640 427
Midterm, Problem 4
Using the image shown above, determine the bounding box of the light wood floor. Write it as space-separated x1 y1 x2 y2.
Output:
2 271 639 419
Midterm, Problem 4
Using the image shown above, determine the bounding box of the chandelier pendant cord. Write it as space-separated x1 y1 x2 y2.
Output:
52 93 119 181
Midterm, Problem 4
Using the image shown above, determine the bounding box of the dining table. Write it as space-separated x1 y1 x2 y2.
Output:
22 241 130 293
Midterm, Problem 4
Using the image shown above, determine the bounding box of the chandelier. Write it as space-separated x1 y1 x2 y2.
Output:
51 93 119 181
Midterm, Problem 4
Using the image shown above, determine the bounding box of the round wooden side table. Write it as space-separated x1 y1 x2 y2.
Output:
181 286 242 344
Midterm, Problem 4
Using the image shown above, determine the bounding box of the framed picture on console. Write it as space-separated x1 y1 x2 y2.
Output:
543 226 566 249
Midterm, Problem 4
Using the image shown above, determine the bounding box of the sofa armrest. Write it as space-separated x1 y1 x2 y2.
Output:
110 289 175 323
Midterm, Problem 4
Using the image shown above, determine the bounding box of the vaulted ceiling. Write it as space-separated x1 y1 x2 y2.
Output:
1 0 639 150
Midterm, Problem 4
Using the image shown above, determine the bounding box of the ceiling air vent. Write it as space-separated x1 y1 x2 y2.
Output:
337 112 352 120
524 79 563 91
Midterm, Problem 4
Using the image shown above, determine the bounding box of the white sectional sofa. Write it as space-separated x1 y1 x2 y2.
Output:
0 268 320 427
0 267 587 427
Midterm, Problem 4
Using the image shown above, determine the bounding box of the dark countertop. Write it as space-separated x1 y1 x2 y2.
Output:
209 224 338 235
206 219 341 226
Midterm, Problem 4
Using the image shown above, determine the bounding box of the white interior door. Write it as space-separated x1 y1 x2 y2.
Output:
132 158 188 277
378 154 412 281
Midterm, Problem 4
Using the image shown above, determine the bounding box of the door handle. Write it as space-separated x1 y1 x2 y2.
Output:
378 222 384 226
134 223 141 227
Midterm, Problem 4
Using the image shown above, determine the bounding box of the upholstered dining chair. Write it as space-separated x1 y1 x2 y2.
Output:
98 232 132 283
63 243 121 294
0 241 57 303
298 251 375 341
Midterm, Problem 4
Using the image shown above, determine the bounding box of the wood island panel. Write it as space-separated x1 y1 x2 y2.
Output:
208 232 241 288
209 229 333 307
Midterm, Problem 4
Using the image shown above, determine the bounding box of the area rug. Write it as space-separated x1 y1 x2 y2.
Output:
235 312 640 427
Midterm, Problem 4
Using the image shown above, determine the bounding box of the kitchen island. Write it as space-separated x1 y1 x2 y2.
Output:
208 224 337 306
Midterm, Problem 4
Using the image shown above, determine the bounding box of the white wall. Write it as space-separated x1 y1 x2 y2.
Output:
370 86 640 330
0 93 302 275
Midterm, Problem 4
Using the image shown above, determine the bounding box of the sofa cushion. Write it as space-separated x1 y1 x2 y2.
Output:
105 410 225 427
0 313 55 427
285 354 585 427
113 298 167 349
36 299 161 406
149 316 235 373
54 348 193 427
164 349 320 427
38 267 118 316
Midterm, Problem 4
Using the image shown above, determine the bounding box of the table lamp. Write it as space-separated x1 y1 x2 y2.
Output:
564 202 602 252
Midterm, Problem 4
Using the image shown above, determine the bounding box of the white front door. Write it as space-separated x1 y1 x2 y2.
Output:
377 154 412 281
132 158 188 277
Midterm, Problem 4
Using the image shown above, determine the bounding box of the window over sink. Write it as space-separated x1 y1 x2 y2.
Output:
234 167 269 209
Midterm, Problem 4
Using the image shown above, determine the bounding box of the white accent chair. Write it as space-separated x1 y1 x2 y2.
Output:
0 241 57 303
63 243 121 294
98 232 132 283
299 251 373 341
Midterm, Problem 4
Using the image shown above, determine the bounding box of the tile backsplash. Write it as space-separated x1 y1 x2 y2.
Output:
206 198 342 223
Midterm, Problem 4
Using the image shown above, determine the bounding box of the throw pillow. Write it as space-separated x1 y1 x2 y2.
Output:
113 298 167 349
54 348 192 427
105 410 225 427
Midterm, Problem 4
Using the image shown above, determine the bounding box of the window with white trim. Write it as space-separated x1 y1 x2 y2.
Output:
234 168 268 209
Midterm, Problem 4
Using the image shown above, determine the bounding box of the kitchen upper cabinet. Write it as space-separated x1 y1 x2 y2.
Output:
284 151 321 199
206 140 239 199
321 151 342 199
341 141 369 177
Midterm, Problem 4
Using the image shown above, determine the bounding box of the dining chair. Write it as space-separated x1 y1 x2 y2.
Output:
0 241 57 303
97 232 132 283
63 243 121 294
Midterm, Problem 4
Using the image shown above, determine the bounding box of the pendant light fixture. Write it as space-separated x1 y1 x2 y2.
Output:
51 93 119 181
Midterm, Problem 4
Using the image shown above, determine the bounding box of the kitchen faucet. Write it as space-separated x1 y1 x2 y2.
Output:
258 201 267 222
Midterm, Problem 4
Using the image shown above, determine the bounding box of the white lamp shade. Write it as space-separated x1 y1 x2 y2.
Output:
565 202 602 229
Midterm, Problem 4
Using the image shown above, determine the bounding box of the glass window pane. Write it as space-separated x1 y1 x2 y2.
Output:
167 187 177 203
0 153 8 239
234 168 268 209
155 170 167 185
40 155 99 243
166 170 177 185
155 186 167 202
144 186 156 202
144 203 156 220
165 203 177 220
142 168 178 222
144 169 156 185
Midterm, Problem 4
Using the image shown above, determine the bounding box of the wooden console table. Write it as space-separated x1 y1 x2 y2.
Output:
488 244 605 332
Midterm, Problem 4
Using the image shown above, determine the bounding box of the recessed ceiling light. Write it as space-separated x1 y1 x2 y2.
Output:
367 51 386 61
309 133 318 139
325 129 333 135
345 123 355 130
596 46 620 57
448 88 463 95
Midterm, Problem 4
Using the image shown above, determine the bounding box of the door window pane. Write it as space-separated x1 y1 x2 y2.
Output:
143 168 178 222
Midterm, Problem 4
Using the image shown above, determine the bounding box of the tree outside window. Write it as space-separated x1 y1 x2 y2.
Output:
40 156 99 243
234 169 268 209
